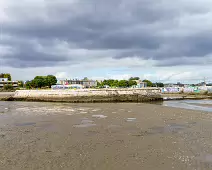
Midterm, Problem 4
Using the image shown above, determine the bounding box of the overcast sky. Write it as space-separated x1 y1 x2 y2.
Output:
0 0 212 83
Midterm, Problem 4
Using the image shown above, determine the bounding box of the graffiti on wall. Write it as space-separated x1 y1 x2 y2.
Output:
161 86 211 93
161 87 180 93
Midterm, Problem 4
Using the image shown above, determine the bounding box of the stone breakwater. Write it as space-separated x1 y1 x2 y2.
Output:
4 88 162 103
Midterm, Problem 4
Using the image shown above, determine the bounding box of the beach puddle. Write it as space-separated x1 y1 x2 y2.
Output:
91 109 101 112
73 122 96 128
15 122 36 126
81 119 94 124
134 122 195 136
126 118 137 122
149 123 188 134
73 118 96 128
108 124 122 128
79 111 88 114
92 115 107 119
73 124 96 128
15 106 92 116
42 124 54 130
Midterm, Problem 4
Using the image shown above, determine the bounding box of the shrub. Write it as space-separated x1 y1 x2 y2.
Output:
3 85 14 91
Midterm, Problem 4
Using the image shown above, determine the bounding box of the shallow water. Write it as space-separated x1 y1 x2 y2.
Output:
15 122 36 126
162 100 212 112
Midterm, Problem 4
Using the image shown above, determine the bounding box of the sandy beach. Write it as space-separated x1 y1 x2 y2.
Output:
0 101 212 170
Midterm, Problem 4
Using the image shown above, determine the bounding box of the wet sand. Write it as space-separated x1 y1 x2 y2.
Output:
1 101 212 169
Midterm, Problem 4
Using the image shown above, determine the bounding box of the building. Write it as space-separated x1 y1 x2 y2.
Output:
103 85 110 88
164 83 181 88
164 83 190 88
0 78 18 88
197 82 207 86
132 80 147 88
62 79 97 88
51 84 83 90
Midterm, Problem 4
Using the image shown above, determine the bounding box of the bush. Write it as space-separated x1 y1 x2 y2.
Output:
3 85 14 91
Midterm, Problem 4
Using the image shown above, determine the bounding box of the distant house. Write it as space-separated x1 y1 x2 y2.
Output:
51 84 83 90
103 85 110 88
164 83 182 88
62 79 97 88
197 82 206 86
164 83 190 88
0 78 18 88
132 80 147 88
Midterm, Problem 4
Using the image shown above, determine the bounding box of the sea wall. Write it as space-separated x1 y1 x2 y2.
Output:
11 88 162 103
0 92 15 100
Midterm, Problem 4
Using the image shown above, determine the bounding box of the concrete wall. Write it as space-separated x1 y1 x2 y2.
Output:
13 88 162 103
161 86 210 94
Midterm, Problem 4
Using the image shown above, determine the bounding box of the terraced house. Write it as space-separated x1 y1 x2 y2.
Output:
60 79 97 88
0 78 18 89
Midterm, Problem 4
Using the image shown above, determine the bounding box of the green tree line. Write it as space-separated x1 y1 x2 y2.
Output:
26 75 57 89
97 79 137 88
142 80 164 87
97 78 164 88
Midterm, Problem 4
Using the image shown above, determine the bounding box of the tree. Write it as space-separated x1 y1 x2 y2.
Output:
97 81 102 87
25 75 57 89
142 79 153 87
25 81 31 89
18 81 24 88
112 80 119 87
118 80 128 88
4 84 14 91
46 75 57 88
4 73 12 81
128 80 137 87
0 73 12 81
154 82 164 87
102 79 114 87
129 77 140 81
83 77 89 81
33 76 47 88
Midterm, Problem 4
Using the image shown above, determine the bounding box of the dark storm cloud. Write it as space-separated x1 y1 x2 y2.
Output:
1 0 212 68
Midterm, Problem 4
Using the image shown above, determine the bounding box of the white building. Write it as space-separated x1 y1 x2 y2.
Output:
0 78 18 88
131 80 147 88
51 84 83 90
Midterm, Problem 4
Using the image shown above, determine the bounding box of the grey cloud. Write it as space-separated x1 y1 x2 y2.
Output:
1 0 212 68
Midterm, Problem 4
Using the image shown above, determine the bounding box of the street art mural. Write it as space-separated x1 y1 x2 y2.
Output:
161 86 211 94
161 87 181 93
